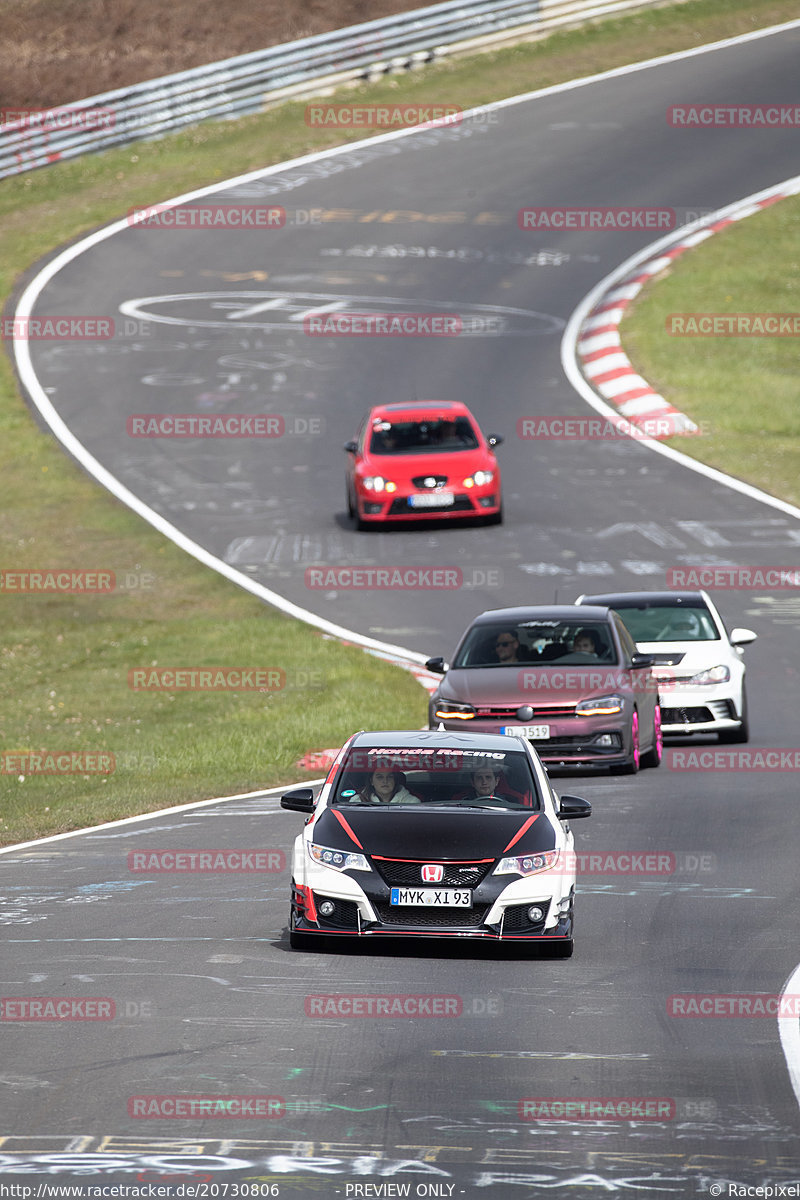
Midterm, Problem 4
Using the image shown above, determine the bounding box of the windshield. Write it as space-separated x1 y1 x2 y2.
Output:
332 745 541 810
368 417 479 455
609 602 719 642
451 620 617 668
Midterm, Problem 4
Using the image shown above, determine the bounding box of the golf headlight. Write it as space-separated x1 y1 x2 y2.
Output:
575 694 624 716
309 843 371 872
687 665 730 685
433 700 476 720
495 850 561 877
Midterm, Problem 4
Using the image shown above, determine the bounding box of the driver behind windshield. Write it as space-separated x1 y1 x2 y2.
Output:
494 630 520 664
452 765 510 803
571 628 601 656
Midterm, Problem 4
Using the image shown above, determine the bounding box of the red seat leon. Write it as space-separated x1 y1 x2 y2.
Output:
344 401 503 529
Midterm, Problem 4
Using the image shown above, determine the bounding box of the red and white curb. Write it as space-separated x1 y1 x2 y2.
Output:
576 182 800 439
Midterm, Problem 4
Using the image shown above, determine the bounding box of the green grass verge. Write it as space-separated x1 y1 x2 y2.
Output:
622 196 800 507
1 0 796 845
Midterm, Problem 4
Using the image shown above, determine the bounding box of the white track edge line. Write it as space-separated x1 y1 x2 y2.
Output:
0 777 326 856
778 962 800 1109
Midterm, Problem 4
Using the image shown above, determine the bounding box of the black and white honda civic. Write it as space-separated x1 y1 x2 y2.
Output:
281 729 591 957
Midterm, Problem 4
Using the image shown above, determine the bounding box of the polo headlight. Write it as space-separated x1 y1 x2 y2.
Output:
309 843 371 872
433 700 476 720
495 850 561 877
575 694 624 716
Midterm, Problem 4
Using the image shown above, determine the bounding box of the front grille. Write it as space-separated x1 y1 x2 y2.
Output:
388 495 474 515
502 904 548 933
372 900 492 927
534 734 618 744
411 474 448 488
372 858 493 888
661 706 714 725
475 704 577 720
313 894 360 929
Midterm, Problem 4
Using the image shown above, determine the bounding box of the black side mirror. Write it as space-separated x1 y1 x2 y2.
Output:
487 435 504 448
343 441 358 454
425 656 447 674
557 794 591 820
281 787 316 813
631 653 654 668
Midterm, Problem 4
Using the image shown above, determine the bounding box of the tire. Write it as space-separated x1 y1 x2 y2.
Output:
640 705 663 769
610 709 640 774
347 485 370 531
718 688 749 743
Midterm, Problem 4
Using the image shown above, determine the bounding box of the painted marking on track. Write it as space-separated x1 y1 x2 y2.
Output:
431 1050 649 1059
228 297 288 319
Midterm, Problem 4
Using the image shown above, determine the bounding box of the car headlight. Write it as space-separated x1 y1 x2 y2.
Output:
308 843 371 872
362 476 397 493
687 665 730 685
432 700 476 720
495 850 561 877
575 694 624 716
462 470 494 488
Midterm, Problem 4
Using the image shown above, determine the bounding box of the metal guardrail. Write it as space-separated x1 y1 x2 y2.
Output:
0 0 668 181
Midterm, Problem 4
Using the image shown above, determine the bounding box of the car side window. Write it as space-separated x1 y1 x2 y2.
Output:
613 614 638 662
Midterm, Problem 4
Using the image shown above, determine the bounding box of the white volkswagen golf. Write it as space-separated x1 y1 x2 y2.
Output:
576 590 756 743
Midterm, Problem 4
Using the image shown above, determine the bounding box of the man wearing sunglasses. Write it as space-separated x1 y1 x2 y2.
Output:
494 630 520 664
